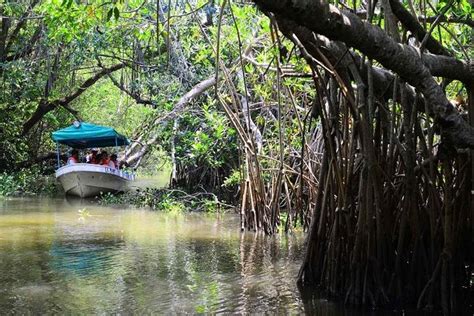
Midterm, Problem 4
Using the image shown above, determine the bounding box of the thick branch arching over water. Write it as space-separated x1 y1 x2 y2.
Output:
22 63 126 135
253 0 474 148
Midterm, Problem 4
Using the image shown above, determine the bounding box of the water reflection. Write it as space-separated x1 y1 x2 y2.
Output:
50 238 123 276
0 198 402 314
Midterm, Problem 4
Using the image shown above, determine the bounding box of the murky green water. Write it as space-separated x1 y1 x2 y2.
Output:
0 197 401 314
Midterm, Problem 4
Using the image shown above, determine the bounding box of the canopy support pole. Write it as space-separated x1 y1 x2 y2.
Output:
115 135 118 153
56 142 60 169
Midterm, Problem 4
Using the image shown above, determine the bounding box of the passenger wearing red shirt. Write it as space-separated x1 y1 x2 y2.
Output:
100 151 110 166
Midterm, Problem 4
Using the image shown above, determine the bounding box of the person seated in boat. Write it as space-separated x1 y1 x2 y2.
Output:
94 152 103 165
99 151 110 166
109 154 119 169
67 149 79 164
86 148 98 164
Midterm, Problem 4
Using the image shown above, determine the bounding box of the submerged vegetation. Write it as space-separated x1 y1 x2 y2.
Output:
0 0 472 313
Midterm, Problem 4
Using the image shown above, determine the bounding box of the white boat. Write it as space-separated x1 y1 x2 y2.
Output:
52 121 136 198
56 163 135 198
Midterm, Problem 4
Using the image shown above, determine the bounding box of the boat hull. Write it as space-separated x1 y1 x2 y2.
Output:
56 164 135 198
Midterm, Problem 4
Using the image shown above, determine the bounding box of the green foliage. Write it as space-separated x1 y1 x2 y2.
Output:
193 280 219 313
0 108 29 168
178 100 238 168
222 169 241 188
2 0 470 205
0 168 58 197
0 0 263 180
99 188 225 213
278 211 303 232
101 189 187 213
201 198 219 213
157 196 186 214
74 79 155 136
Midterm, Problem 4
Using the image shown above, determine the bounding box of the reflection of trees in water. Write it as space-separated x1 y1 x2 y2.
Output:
0 230 56 312
0 206 345 314
117 236 242 313
238 232 306 313
49 238 124 276
111 231 304 313
48 238 129 314
299 287 405 316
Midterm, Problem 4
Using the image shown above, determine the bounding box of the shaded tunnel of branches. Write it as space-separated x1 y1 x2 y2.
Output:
101 0 472 312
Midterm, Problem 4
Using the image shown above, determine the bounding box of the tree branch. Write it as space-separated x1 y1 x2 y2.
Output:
337 7 474 27
389 0 451 56
252 0 474 148
4 0 41 55
61 63 126 106
124 75 217 166
22 63 126 135
0 8 10 61
422 53 473 84
418 15 474 27
5 23 43 62
107 72 156 106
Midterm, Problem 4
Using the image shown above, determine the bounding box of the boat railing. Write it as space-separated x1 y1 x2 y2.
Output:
103 166 136 181
56 163 135 180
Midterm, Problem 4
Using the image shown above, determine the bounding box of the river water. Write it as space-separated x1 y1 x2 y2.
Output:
0 197 402 314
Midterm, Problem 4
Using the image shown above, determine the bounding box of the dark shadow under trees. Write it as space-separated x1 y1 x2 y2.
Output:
250 0 473 313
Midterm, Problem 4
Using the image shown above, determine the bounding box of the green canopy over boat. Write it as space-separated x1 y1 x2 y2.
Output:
52 122 130 148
